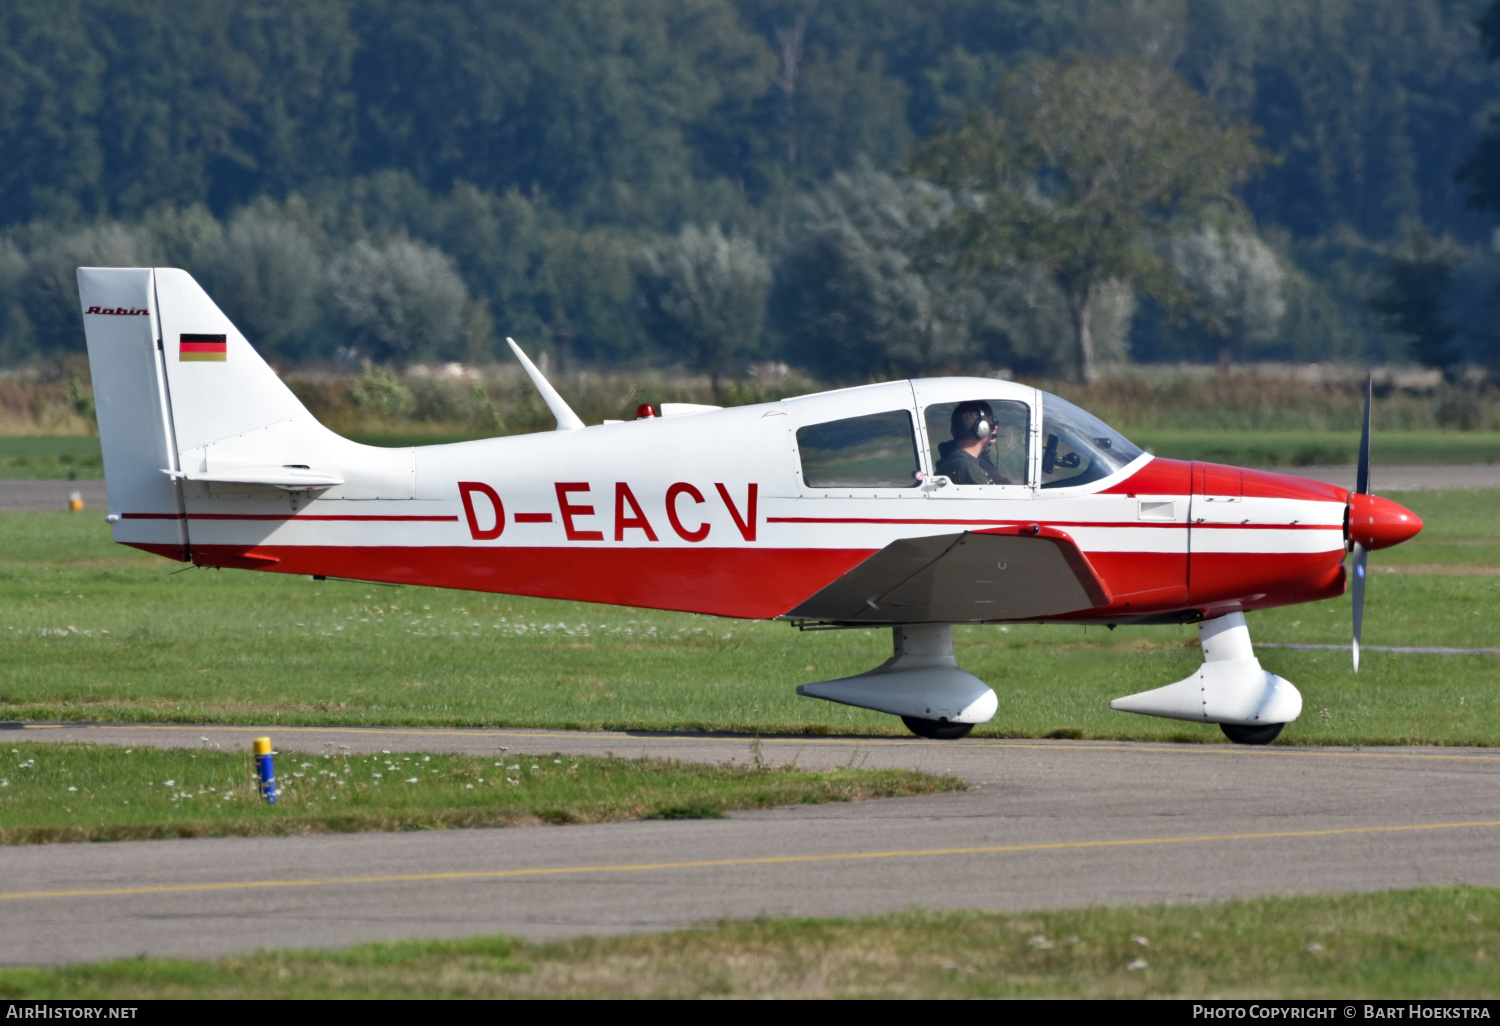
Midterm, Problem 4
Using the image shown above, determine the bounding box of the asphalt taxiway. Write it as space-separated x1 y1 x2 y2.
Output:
2 723 1498 966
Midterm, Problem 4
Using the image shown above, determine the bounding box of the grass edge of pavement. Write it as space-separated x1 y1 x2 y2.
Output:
5 714 1499 749
0 887 1495 998
0 743 961 845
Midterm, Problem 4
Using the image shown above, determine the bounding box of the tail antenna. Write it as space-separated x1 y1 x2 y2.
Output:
506 337 584 432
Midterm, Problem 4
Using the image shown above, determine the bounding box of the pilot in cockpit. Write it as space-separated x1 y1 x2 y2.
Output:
934 400 1011 485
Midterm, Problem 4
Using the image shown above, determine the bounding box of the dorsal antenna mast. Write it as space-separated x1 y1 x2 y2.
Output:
506 337 584 431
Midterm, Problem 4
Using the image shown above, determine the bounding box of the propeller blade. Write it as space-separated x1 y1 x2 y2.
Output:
1356 374 1372 496
1352 376 1372 671
1351 541 1368 672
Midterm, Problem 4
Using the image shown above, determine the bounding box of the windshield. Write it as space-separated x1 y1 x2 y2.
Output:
1039 392 1143 489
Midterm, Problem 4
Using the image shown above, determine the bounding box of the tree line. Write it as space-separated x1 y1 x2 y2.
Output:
1 0 1498 384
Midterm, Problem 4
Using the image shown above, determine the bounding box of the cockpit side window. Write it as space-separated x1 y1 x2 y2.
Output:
923 399 1030 485
1039 392 1144 489
796 410 921 488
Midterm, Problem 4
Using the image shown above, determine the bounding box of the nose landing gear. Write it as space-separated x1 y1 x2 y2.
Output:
1110 611 1301 745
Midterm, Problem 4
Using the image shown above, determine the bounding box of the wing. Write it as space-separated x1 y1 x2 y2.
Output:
786 528 1112 624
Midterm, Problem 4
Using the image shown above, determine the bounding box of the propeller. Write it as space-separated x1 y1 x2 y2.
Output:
1343 378 1423 672
1350 376 1371 672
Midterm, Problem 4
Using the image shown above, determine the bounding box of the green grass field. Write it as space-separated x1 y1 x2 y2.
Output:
0 437 104 479
0 742 953 844
0 489 1496 745
4 429 1500 479
1 887 1494 998
1131 429 1500 467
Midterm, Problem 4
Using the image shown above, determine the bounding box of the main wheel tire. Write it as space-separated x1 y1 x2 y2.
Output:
901 716 974 740
1220 722 1285 746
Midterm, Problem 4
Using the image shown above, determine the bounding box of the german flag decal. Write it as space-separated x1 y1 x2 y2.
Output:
179 333 227 362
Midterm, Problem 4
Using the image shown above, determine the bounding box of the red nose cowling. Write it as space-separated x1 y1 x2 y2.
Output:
1348 493 1423 550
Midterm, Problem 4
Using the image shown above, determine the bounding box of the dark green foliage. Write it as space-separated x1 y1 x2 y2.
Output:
1 0 1491 241
0 0 358 223
1235 1 1492 243
1458 0 1500 217
1369 229 1465 375
638 224 771 390
914 57 1269 383
327 237 467 365
1457 0 1500 374
1 0 1499 375
772 167 961 380
348 0 774 228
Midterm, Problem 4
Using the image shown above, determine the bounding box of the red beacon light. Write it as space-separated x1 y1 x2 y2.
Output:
635 403 657 419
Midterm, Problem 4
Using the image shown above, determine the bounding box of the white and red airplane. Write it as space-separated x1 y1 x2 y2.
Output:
77 267 1423 742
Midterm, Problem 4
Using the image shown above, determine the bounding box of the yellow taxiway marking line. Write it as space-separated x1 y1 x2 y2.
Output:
4 819 1499 904
22 723 1500 763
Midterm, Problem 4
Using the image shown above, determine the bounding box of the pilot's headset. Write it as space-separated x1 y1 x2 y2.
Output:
955 402 995 441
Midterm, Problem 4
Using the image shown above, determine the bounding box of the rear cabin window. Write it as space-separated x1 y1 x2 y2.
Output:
796 410 921 489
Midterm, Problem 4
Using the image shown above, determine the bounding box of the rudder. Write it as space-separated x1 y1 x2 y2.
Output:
77 267 189 559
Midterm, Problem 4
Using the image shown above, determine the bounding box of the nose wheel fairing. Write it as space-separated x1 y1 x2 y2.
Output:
1109 612 1302 728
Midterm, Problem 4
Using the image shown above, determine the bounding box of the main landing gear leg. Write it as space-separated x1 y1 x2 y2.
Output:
796 624 998 740
1108 612 1302 745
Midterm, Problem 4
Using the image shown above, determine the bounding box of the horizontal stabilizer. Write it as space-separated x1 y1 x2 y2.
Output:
163 467 345 491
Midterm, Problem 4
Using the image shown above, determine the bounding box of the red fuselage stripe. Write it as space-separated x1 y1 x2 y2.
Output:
121 512 458 522
764 516 1334 531
123 512 1334 530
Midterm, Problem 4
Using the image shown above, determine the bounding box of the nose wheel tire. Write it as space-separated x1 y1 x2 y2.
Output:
900 716 974 740
1220 722 1285 746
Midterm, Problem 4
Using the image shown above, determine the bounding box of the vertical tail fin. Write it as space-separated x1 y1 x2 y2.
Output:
150 267 312 453
80 267 415 559
80 266 318 558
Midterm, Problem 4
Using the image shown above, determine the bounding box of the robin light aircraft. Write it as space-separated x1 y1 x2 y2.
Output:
77 267 1423 742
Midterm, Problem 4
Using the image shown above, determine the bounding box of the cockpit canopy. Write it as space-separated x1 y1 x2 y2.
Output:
781 378 1145 492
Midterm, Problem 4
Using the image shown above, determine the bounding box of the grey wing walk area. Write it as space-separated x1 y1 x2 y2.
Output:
2 722 1499 966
